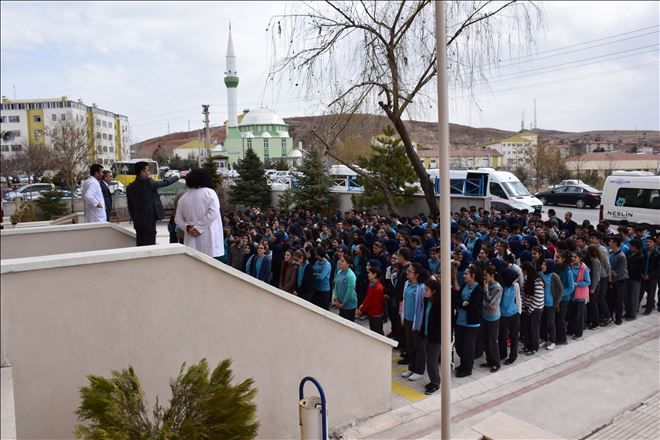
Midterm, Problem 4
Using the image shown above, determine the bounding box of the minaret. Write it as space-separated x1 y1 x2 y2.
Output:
224 24 239 127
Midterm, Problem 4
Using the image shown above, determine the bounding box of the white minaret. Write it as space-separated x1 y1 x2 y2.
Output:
224 23 239 127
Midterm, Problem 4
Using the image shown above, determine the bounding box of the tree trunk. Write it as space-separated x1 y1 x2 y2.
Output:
322 148 401 217
384 107 439 217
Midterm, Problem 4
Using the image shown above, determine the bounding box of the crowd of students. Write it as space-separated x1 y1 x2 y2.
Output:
218 205 660 396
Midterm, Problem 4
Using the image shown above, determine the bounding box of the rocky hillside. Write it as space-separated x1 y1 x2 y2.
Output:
131 113 658 159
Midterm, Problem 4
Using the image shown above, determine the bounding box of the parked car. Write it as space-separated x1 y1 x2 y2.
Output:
546 179 587 190
535 184 601 208
3 183 55 202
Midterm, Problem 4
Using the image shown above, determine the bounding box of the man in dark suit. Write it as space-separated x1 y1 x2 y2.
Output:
100 170 113 221
126 161 180 246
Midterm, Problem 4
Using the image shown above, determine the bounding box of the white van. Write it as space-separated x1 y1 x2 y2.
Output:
600 171 660 229
426 168 544 212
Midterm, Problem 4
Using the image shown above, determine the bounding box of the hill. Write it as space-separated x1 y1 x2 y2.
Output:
131 114 658 160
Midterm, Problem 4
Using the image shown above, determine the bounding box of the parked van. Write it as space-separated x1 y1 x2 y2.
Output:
600 171 660 229
426 168 544 212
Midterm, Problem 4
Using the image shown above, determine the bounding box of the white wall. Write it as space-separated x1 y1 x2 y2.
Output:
1 245 394 439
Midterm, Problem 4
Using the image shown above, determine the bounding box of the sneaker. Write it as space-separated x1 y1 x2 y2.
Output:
546 343 556 350
401 370 413 378
408 373 424 381
425 384 439 395
539 340 546 347
397 358 410 365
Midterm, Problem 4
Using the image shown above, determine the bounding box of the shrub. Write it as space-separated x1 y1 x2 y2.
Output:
75 358 259 439
36 190 68 220
10 202 37 224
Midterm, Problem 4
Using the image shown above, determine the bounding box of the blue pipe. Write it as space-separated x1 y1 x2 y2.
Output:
299 376 327 440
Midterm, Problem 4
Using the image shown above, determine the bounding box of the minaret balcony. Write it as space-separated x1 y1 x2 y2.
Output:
224 76 239 88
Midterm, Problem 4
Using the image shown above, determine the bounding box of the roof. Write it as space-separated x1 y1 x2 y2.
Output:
567 152 660 162
239 107 286 127
417 148 502 158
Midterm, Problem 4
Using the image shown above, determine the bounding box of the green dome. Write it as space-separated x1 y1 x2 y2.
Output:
224 76 239 88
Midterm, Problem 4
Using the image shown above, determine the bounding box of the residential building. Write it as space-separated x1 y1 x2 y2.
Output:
221 25 292 166
486 132 538 170
565 152 660 178
585 141 616 153
417 148 503 170
0 96 130 166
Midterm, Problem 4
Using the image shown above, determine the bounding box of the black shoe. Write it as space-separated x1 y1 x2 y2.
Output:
504 358 516 365
424 382 434 390
624 316 636 321
490 365 501 373
643 310 652 315
425 384 439 395
455 369 472 378
615 320 622 325
397 358 410 365
588 324 600 330
479 362 490 368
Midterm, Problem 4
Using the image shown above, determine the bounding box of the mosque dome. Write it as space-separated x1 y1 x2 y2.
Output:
238 107 286 127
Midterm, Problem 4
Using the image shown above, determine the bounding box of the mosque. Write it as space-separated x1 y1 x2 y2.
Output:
222 25 295 167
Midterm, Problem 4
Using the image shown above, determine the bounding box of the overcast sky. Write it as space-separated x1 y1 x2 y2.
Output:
1 1 658 142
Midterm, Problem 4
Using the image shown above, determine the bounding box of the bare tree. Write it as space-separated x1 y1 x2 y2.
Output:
15 143 52 183
0 155 18 187
47 119 90 212
268 1 542 216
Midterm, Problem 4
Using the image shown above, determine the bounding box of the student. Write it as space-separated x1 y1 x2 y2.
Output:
421 277 442 395
585 244 603 329
553 250 575 344
332 255 358 322
246 243 273 284
358 267 385 334
312 248 332 310
626 239 644 320
400 263 428 382
292 249 314 302
569 251 591 339
498 268 522 364
609 236 629 325
521 262 545 355
454 265 485 377
539 259 563 350
480 265 502 372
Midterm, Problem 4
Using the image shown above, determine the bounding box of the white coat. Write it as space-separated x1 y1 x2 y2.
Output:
82 176 106 223
175 187 224 258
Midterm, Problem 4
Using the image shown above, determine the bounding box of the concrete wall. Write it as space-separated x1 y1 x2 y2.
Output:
0 223 136 259
0 245 394 439
271 190 489 216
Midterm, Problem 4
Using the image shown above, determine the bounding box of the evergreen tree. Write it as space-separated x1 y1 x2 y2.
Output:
353 126 417 210
36 190 68 220
75 358 259 439
290 147 335 213
228 148 271 208
203 157 227 212
273 158 290 171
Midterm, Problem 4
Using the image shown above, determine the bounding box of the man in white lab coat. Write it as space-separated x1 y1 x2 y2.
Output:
175 168 224 259
82 164 106 223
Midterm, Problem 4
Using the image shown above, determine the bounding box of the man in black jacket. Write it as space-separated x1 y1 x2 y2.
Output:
625 239 644 320
126 161 180 246
100 170 113 221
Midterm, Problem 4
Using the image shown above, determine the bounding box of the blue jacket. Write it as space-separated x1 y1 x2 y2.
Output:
554 265 575 302
312 259 331 291
246 254 272 283
400 280 426 331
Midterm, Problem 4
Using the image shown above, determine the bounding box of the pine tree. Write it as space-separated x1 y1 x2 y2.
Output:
203 157 227 212
353 126 417 210
75 358 259 439
228 148 271 208
291 147 335 213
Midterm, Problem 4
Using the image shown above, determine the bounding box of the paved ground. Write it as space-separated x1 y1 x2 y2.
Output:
338 312 660 440
585 393 660 440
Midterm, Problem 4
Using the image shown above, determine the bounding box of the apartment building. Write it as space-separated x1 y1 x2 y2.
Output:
0 96 130 166
486 132 538 170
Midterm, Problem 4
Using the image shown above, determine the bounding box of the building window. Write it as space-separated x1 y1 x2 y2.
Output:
109 146 114 152
33 129 42 139
0 116 5 123
96 119 100 126
8 115 19 123
247 138 252 149
281 139 287 156
52 114 58 121
11 144 22 152
33 115 42 122
263 139 269 163
102 121 107 127
110 122 113 129
102 133 107 139
96 132 101 139
0 145 8 152
108 134 113 140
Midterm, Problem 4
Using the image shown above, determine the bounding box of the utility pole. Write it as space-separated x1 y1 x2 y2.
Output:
435 2 451 439
167 121 170 134
533 98 537 130
202 105 211 167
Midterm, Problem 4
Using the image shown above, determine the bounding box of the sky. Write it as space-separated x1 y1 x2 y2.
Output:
1 1 658 143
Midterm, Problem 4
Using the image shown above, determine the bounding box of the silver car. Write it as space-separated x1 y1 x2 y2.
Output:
3 183 55 202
